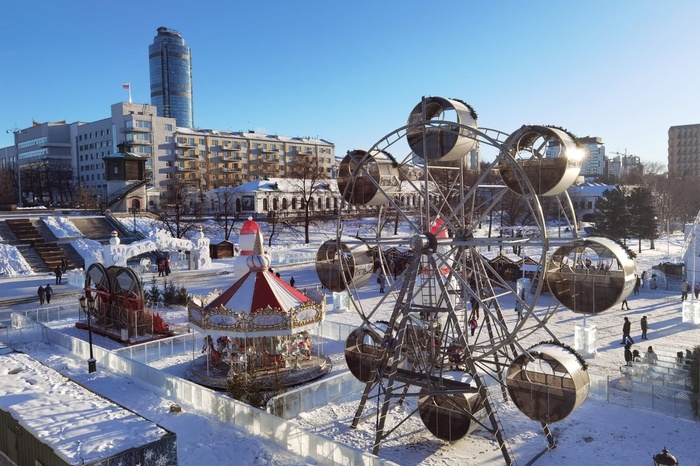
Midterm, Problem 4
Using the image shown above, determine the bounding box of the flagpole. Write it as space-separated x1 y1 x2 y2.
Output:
128 84 132 104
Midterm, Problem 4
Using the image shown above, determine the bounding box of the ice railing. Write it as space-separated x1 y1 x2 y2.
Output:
4 312 396 466
2 313 695 428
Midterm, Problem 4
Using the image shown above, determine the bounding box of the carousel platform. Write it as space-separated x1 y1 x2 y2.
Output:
189 352 333 391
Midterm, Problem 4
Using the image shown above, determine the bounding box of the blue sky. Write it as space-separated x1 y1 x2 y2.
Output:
1 0 699 167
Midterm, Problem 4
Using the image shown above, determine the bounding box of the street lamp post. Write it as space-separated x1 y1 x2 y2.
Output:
6 128 23 207
128 206 140 234
79 295 97 373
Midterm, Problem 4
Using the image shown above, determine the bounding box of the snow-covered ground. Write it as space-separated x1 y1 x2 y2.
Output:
1 213 699 466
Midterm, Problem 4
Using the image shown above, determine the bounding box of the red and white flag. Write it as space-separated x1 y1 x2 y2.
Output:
122 82 130 90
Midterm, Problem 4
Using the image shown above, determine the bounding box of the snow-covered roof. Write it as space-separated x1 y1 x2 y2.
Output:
0 351 172 465
207 178 338 196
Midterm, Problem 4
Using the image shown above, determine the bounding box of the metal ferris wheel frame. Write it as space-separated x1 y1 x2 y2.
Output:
315 95 636 465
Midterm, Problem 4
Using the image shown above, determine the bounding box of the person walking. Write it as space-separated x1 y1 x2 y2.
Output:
470 296 480 320
54 265 63 285
621 317 634 345
681 280 690 301
289 276 296 287
157 260 165 277
45 284 53 304
377 272 386 293
640 316 649 340
641 270 647 288
695 282 700 300
621 298 631 310
469 316 478 336
633 274 641 295
37 285 46 305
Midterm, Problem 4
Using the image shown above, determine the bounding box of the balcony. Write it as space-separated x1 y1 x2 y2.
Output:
175 140 196 148
177 164 198 172
126 138 152 146
122 126 151 133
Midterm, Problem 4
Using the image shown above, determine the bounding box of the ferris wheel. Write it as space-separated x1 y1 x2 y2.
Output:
316 97 637 464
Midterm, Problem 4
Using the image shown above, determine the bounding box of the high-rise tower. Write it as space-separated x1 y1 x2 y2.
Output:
149 27 194 128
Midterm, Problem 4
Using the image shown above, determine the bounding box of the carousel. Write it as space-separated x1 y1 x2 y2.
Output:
187 219 329 390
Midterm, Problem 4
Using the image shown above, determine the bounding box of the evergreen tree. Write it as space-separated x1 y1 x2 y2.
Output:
593 187 629 242
627 187 659 253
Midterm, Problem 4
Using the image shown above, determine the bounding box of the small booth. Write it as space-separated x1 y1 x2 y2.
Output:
209 240 235 259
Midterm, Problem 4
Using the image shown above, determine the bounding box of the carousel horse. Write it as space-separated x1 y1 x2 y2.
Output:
202 335 222 366
216 336 232 362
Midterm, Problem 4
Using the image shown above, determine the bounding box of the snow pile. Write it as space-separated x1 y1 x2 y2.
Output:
42 215 83 237
0 243 33 277
69 238 104 266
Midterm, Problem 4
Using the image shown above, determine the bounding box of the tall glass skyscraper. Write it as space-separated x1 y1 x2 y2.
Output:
149 27 194 128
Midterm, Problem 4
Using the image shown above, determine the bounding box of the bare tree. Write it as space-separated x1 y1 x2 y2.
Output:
285 154 329 244
154 179 199 238
214 187 240 241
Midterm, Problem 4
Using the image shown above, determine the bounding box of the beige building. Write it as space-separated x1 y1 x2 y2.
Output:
668 123 700 177
173 128 335 191
0 101 335 211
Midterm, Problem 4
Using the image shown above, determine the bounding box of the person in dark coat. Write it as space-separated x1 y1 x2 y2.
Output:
377 272 386 293
45 284 53 304
621 317 634 345
289 276 296 287
37 285 46 305
640 316 649 340
54 265 63 285
624 342 633 366
470 296 480 320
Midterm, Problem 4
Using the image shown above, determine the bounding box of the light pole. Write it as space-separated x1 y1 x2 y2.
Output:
128 206 140 234
79 295 97 373
6 128 22 207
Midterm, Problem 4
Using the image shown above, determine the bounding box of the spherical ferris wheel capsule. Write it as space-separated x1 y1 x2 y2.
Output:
498 125 584 196
406 96 478 162
337 149 400 206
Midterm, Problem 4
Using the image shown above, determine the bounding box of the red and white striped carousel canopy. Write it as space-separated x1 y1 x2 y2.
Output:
205 269 311 314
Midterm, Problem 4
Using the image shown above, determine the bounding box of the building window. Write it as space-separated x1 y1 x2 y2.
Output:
165 124 173 131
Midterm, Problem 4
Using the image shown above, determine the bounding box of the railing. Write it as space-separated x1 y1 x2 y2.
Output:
2 313 396 466
113 332 198 363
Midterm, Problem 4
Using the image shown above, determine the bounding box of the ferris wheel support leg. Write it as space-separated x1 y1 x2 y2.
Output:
541 422 556 450
464 356 515 466
351 382 376 430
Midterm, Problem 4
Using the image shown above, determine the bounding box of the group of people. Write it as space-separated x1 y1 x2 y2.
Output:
624 342 658 366
621 315 650 345
37 283 53 305
156 258 171 277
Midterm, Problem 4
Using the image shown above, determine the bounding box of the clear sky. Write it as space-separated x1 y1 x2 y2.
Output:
1 0 699 167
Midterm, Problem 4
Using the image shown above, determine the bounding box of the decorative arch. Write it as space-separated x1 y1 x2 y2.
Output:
102 229 211 270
